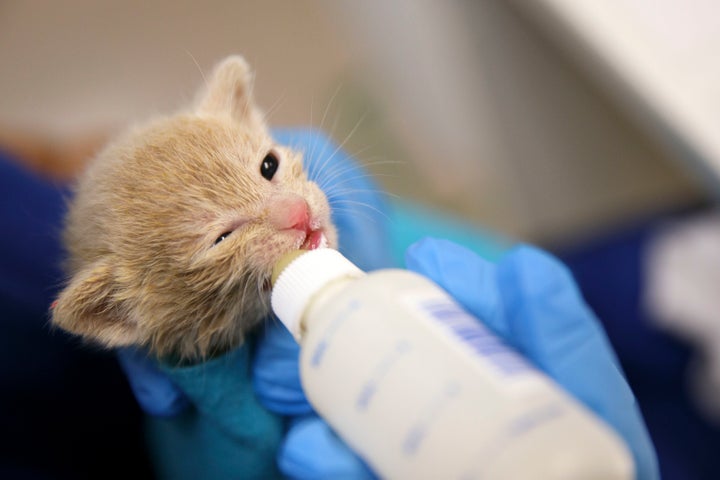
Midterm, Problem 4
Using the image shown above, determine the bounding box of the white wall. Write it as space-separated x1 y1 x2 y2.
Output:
0 0 704 243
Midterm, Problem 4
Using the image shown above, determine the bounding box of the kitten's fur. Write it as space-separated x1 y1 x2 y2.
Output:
52 56 337 361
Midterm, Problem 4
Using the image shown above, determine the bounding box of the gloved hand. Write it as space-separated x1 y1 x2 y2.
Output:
255 238 660 480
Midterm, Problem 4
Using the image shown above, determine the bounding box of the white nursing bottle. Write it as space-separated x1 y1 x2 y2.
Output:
271 248 634 480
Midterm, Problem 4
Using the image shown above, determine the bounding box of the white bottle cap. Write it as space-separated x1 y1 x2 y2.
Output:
271 249 364 341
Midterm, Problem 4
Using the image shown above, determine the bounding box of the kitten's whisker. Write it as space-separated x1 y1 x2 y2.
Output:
186 51 208 90
323 173 398 192
325 187 401 200
263 92 287 123
234 273 254 315
317 163 401 191
316 162 368 190
313 111 368 187
319 83 343 136
318 111 342 176
330 206 382 226
310 94 315 129
345 143 376 161
309 83 343 181
307 94 316 167
316 160 402 192
321 176 387 192
242 68 258 121
256 277 269 313
330 199 393 223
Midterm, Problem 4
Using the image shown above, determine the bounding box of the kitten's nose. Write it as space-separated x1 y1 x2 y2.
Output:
269 195 310 231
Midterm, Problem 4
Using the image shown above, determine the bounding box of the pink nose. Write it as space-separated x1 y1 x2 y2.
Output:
269 196 310 231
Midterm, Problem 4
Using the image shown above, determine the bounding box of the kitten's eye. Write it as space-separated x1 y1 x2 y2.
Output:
260 152 279 181
214 231 232 245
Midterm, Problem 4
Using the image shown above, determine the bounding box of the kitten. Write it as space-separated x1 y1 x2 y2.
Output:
52 56 337 362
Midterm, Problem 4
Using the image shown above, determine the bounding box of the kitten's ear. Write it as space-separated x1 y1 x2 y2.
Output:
52 260 139 347
195 55 263 126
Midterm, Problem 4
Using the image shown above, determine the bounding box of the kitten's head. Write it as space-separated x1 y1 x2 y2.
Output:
52 56 337 361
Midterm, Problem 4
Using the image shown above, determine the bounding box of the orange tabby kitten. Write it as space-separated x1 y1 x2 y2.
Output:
52 56 337 361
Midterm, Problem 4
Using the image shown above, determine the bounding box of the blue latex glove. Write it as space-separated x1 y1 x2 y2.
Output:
257 238 659 480
116 347 190 417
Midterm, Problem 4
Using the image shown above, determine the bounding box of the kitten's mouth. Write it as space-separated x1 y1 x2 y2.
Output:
301 229 328 250
262 230 326 293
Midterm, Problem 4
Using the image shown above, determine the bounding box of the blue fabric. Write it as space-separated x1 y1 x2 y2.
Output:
0 153 67 313
0 150 154 478
558 211 720 480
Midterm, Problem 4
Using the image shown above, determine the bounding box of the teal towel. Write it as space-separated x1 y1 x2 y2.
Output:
147 345 284 480
388 200 509 265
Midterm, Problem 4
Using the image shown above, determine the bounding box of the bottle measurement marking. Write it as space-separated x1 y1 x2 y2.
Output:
402 381 461 456
410 295 532 377
309 299 361 367
356 340 411 411
460 403 568 479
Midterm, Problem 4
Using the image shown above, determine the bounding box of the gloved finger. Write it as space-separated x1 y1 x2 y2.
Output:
253 318 313 415
497 245 659 480
404 238 509 339
116 346 189 417
272 128 394 271
279 416 375 480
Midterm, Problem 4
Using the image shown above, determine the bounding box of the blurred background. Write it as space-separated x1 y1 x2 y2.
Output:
1 0 719 478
